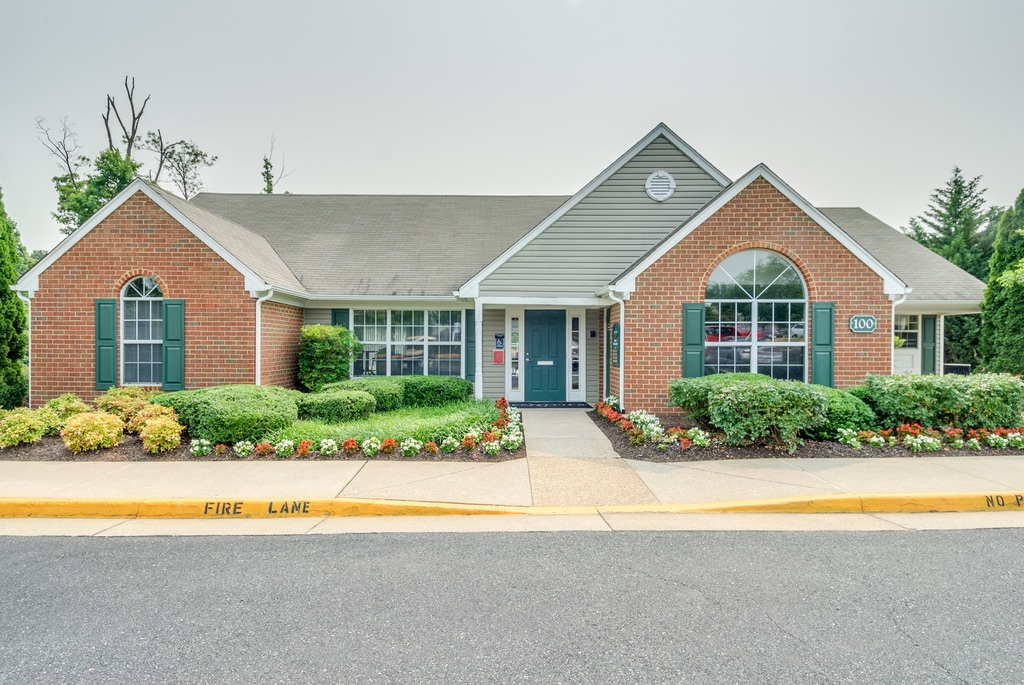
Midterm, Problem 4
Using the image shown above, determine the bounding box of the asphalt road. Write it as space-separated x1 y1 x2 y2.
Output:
2 531 1022 683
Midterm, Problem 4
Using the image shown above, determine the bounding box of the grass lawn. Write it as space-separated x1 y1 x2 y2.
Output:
265 400 504 445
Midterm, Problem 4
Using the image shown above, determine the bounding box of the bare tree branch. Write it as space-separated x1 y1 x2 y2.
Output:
103 76 150 159
36 117 84 188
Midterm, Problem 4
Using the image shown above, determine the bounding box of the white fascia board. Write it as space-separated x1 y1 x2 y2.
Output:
15 178 270 295
896 300 981 315
610 164 910 297
475 296 609 307
456 123 731 297
304 294 461 303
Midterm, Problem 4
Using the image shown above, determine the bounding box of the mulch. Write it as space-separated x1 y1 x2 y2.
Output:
1 412 1019 463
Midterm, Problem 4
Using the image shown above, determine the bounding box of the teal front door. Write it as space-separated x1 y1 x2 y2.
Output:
525 310 566 402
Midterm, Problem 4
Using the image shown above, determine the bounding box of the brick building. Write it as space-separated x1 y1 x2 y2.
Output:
16 124 985 417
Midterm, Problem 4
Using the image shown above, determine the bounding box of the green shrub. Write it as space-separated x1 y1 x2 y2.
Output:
0 363 28 410
668 373 773 426
126 404 179 434
0 408 48 447
154 385 299 444
804 386 877 440
61 412 124 453
322 379 403 412
389 376 474 408
670 373 826 450
296 390 376 423
298 325 361 392
140 416 185 453
856 373 1024 429
43 394 92 423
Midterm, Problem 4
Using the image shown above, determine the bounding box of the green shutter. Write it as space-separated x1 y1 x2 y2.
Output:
682 304 705 378
603 308 611 397
95 299 118 390
921 315 937 375
331 308 349 328
811 302 835 387
162 299 185 391
464 309 475 382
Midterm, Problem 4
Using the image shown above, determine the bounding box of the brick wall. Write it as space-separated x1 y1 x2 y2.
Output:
621 178 892 420
27 191 290 406
260 300 303 388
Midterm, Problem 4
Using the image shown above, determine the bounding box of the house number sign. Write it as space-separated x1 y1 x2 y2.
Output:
849 315 877 333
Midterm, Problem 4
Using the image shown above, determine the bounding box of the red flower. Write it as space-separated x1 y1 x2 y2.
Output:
380 437 398 453
341 438 360 455
296 440 312 456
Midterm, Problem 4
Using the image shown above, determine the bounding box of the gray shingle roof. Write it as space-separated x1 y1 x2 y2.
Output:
189 193 569 297
149 184 306 294
820 207 986 305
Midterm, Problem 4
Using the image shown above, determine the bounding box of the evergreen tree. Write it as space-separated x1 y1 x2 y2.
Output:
979 189 1024 373
903 167 997 365
0 186 28 408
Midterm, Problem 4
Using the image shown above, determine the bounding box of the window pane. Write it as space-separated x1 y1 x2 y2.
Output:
428 345 461 376
391 345 424 376
704 345 751 374
137 321 150 341
354 344 386 377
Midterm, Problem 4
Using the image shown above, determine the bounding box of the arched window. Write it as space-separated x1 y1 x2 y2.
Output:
121 277 163 385
704 250 807 380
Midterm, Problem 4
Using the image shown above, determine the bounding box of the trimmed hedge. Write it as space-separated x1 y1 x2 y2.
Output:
669 373 827 450
296 390 376 423
322 379 404 412
853 373 1024 429
154 385 300 444
326 376 473 409
298 325 361 392
803 385 877 440
390 376 474 408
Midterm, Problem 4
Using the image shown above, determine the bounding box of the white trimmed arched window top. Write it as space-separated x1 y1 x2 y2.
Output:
121 276 164 385
703 250 808 380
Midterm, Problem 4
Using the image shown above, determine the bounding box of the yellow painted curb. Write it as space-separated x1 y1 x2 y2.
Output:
599 491 1024 515
0 491 1022 519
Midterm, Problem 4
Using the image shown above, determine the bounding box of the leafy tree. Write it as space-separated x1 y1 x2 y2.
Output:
0 186 28 408
261 136 292 193
979 189 1024 373
902 167 998 365
164 140 217 199
52 149 140 233
39 76 216 232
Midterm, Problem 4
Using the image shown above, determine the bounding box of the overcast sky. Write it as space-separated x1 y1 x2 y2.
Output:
3 0 1022 253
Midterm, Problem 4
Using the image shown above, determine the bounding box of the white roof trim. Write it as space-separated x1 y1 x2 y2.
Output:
15 178 271 295
455 123 731 297
610 164 910 296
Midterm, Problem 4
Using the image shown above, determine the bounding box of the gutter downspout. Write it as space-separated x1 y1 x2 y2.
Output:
16 291 30 408
607 290 626 411
253 289 274 385
890 292 908 375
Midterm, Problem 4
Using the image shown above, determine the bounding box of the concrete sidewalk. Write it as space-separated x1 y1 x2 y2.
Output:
2 408 1024 535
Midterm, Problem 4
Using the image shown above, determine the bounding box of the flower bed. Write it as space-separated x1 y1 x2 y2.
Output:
188 397 523 460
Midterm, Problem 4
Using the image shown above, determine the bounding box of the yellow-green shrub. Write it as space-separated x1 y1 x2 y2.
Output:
140 416 185 453
43 394 93 422
127 404 178 434
61 412 124 453
95 388 154 422
0 409 48 448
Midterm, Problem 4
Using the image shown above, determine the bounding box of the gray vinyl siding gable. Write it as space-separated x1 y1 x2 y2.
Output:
479 136 725 296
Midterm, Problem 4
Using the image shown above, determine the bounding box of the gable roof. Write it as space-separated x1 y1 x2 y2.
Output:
190 193 567 298
609 164 909 297
16 179 305 296
457 123 730 297
819 207 985 312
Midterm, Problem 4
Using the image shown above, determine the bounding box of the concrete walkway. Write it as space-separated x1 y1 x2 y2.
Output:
2 408 1024 534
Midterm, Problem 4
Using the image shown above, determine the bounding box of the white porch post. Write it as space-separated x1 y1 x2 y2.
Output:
474 300 484 399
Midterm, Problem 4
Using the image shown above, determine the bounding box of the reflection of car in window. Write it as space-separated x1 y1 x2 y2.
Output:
704 325 752 342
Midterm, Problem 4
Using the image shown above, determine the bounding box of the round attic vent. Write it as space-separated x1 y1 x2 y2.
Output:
645 170 676 202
